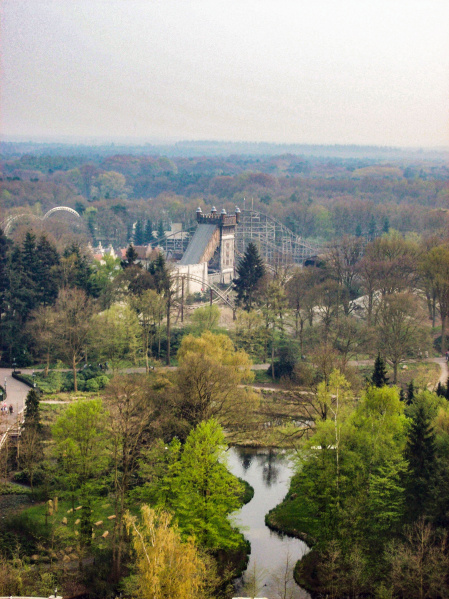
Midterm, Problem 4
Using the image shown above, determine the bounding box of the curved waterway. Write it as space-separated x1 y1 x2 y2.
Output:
227 446 310 599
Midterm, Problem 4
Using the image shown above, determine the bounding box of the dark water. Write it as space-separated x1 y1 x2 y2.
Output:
227 446 310 599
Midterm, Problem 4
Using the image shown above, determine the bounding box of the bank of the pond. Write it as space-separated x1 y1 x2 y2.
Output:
265 472 324 597
228 446 310 599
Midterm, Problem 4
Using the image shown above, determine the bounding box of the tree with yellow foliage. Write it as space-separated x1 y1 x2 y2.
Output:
176 331 256 431
125 505 213 599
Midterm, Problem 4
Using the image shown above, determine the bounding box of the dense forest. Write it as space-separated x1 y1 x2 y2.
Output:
1 144 449 249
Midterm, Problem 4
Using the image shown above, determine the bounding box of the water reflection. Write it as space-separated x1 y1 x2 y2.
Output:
240 449 254 471
228 446 310 599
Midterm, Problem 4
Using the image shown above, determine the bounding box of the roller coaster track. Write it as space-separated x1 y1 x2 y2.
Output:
154 209 320 267
1 206 81 235
173 272 235 309
236 209 319 266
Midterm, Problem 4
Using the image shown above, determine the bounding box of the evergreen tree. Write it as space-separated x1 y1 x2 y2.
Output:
149 253 171 294
355 224 362 238
436 381 446 397
405 404 436 520
121 244 139 269
371 353 389 387
24 388 42 431
144 220 155 244
382 217 390 234
399 388 406 402
157 220 165 241
61 243 95 295
134 219 144 245
407 380 415 405
233 242 265 311
36 235 60 306
445 376 449 401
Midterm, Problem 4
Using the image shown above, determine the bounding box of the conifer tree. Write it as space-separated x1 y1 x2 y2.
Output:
407 380 415 405
233 242 265 311
121 244 139 269
157 220 165 240
24 388 41 430
371 353 389 387
405 404 436 520
436 382 446 397
134 219 144 245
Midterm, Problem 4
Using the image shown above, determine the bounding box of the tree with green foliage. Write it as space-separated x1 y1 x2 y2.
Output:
157 220 165 241
89 302 141 370
23 388 41 429
52 398 108 510
189 304 220 334
405 402 436 521
261 278 288 376
233 241 265 311
270 383 408 594
149 253 174 364
134 219 144 245
121 243 139 269
19 388 43 494
407 380 415 405
130 289 165 372
59 243 96 295
155 419 244 551
176 331 255 432
372 353 389 387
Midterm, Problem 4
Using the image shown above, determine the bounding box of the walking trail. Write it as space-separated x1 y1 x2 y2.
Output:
0 368 29 434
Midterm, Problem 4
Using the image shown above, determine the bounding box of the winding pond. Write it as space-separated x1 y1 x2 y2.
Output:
227 446 310 599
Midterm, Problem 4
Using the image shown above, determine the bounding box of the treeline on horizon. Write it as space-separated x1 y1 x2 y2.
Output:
2 139 449 159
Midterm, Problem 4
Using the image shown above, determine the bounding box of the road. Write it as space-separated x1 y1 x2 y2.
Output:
0 368 29 433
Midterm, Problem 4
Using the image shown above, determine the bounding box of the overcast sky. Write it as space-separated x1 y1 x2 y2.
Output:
1 0 449 147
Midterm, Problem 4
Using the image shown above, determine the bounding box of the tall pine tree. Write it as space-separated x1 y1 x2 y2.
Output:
372 353 389 387
405 403 436 521
233 242 265 311
134 219 144 245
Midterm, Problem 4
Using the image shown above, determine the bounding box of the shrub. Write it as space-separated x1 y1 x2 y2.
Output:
85 378 100 392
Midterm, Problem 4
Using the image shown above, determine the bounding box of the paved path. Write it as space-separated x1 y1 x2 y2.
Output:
0 368 29 433
429 357 448 385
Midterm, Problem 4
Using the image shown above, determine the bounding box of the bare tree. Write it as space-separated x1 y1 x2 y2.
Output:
27 305 55 376
51 288 94 391
103 374 157 578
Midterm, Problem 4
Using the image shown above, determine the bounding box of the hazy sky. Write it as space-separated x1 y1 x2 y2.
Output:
2 0 449 147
